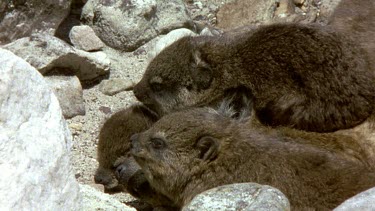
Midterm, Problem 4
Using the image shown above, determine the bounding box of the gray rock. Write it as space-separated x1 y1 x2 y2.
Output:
0 48 82 210
80 184 136 211
317 0 342 24
45 75 86 119
99 78 135 96
69 25 105 52
0 0 71 45
216 0 278 30
182 183 290 211
148 28 196 61
3 33 110 82
334 187 375 211
82 0 193 51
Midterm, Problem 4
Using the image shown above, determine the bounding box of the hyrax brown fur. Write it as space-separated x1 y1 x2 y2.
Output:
134 22 375 132
94 104 158 193
93 104 176 209
131 106 375 210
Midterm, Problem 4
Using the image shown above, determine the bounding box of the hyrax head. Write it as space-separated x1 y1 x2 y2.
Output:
130 107 240 203
94 104 158 193
133 36 225 116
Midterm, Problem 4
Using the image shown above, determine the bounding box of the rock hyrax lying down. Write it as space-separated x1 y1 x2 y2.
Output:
130 106 375 210
133 22 375 132
94 104 158 193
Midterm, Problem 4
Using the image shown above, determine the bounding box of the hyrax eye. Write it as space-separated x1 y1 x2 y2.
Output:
150 138 166 149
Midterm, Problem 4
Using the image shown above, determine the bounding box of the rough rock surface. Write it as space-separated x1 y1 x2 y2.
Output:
334 187 375 211
81 0 194 51
69 25 105 51
99 78 135 96
216 0 277 30
182 183 290 211
317 0 342 24
0 0 72 45
45 75 86 119
215 0 343 30
80 184 136 210
3 33 110 82
0 48 82 210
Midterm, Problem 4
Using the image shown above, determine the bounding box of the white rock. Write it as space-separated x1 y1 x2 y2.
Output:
149 28 196 61
216 0 277 30
3 33 110 82
82 0 193 51
0 48 82 210
0 0 71 45
80 184 136 211
334 186 375 211
99 78 135 96
183 183 290 211
69 25 105 51
45 75 86 119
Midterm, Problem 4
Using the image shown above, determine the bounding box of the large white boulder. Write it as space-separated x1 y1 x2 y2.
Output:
0 48 82 210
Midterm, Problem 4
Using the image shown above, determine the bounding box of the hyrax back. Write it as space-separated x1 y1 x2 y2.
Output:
134 23 375 132
94 104 158 193
131 107 375 210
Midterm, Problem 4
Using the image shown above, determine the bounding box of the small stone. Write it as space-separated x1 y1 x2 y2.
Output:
69 122 83 132
69 25 105 52
99 106 112 114
99 78 135 96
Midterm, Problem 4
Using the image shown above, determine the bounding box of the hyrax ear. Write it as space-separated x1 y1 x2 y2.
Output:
196 136 219 161
191 50 213 90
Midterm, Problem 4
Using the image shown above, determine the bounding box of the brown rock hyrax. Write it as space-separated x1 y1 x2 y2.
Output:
131 106 375 210
133 22 375 132
94 104 158 193
94 104 176 210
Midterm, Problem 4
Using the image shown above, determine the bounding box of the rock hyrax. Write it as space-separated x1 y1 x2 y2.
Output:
131 106 375 210
134 22 375 132
94 104 158 193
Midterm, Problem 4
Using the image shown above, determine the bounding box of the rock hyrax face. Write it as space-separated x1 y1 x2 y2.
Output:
133 36 219 116
131 108 230 197
94 105 158 193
